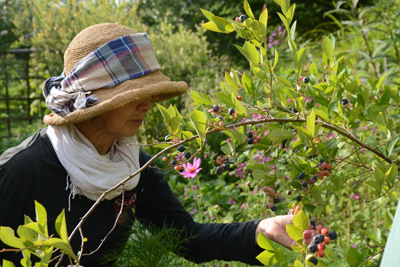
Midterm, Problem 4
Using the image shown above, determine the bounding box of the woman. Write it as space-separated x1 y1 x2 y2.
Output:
0 23 296 266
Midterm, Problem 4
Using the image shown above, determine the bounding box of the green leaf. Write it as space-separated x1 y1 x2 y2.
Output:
234 96 248 116
256 250 277 265
374 228 381 242
216 92 235 107
294 259 305 267
311 185 325 205
234 42 260 65
276 75 292 87
170 116 182 133
223 127 246 143
221 143 233 155
366 180 381 194
295 48 306 69
286 224 303 242
345 81 358 93
306 109 316 138
201 16 234 33
0 227 24 248
259 8 268 37
42 238 75 257
225 72 239 89
55 209 68 242
190 110 207 145
199 8 214 21
310 62 318 76
384 210 394 227
34 201 48 237
292 125 313 141
2 260 16 267
323 37 334 62
275 247 287 263
277 12 290 33
376 71 388 91
251 64 269 81
293 209 309 231
359 229 377 242
346 246 360 266
242 73 255 98
380 85 391 106
244 0 255 20
313 205 325 216
157 103 171 129
257 232 276 251
191 91 214 106
17 225 34 247
280 0 290 15
385 164 397 185
273 49 279 68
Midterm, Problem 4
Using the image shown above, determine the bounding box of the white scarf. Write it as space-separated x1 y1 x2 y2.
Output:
46 125 141 201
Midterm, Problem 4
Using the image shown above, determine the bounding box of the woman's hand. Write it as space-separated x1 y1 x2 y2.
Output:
255 215 297 249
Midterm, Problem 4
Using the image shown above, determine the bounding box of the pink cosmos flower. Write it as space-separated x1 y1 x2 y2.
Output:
180 157 202 178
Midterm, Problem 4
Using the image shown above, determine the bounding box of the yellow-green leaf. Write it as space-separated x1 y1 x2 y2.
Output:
306 109 316 138
244 0 255 20
259 8 268 36
293 209 309 231
55 209 68 242
257 232 275 251
286 224 303 242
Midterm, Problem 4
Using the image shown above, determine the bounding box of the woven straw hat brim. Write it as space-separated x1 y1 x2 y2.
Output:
44 70 188 126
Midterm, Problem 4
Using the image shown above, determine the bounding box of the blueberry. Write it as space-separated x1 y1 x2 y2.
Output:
310 220 316 226
341 98 349 105
239 14 247 23
302 181 308 187
216 166 223 174
303 77 310 83
177 145 185 152
223 162 230 170
228 107 235 115
296 195 302 202
217 116 224 121
271 205 277 212
178 166 185 172
310 257 318 265
320 158 324 163
308 243 318 253
247 138 254 144
212 105 219 112
313 234 324 244
312 176 318 181
298 173 305 180
247 131 253 138
165 135 171 142
184 152 191 159
170 160 177 166
312 224 317 230
274 197 281 204
328 231 337 240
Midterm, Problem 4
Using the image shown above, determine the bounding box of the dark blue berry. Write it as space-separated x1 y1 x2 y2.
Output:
165 135 171 142
298 173 305 180
177 145 185 152
170 160 177 166
310 220 316 226
271 205 277 212
328 231 337 240
228 107 235 115
308 243 318 253
223 162 230 170
212 105 219 112
296 195 302 202
302 181 308 187
341 98 349 105
217 116 224 121
303 77 310 83
247 131 253 138
310 257 318 265
239 14 246 23
313 234 324 244
247 138 254 144
184 152 191 159
274 197 281 204
320 158 324 163
312 176 318 181
179 166 185 172
312 224 317 230
216 166 223 174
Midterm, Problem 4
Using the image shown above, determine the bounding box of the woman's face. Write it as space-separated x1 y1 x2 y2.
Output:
91 98 152 138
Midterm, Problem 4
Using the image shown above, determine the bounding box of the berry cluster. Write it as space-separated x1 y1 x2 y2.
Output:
215 155 230 174
246 130 262 145
162 145 192 172
263 186 282 212
234 14 247 23
304 220 338 265
288 203 302 215
317 159 333 179
208 105 238 129
298 76 310 84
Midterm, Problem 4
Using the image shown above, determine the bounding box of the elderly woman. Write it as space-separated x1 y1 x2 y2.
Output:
0 23 295 266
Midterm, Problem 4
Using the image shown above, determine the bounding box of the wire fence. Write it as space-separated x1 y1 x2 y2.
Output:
0 49 46 138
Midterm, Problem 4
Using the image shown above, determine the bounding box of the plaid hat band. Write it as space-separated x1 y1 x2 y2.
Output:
43 33 161 117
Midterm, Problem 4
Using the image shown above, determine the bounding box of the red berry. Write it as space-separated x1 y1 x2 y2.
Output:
298 76 304 83
237 95 242 101
318 171 325 177
321 228 329 236
324 170 330 177
318 250 325 258
318 243 326 251
174 165 181 171
326 163 332 170
303 230 312 240
162 157 168 162
256 136 262 141
321 162 328 170
308 178 315 185
235 17 240 22
324 237 331 245
316 225 323 231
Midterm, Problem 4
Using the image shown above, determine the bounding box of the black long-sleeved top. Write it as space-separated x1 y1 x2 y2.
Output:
0 128 263 266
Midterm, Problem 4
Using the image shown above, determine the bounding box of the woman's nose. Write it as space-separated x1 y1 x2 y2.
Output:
136 98 152 112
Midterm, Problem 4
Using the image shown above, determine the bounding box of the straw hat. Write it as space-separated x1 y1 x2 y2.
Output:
43 23 188 126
